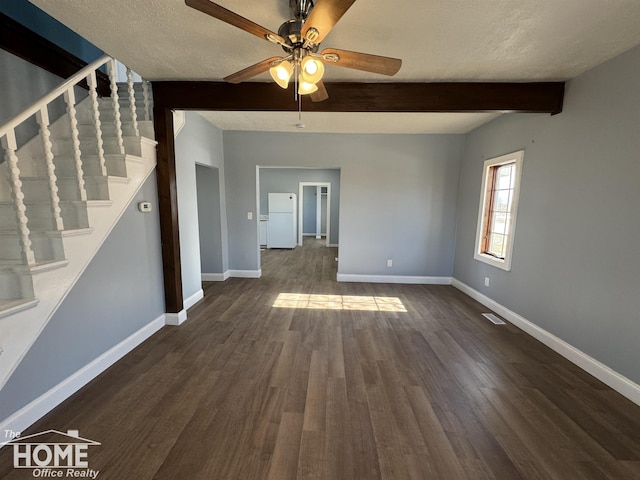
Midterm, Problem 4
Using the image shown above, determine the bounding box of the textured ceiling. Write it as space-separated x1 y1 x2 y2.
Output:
30 0 640 133
196 111 504 134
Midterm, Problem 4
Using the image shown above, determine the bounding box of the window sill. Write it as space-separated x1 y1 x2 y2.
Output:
474 252 512 271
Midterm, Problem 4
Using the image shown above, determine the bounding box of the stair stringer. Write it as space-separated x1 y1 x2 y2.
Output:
0 137 157 391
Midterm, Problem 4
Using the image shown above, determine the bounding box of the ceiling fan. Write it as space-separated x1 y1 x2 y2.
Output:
185 0 402 102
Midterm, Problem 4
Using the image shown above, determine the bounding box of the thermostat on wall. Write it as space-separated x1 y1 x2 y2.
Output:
138 201 152 213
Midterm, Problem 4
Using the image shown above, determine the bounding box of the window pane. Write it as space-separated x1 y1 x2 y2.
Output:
506 189 514 213
489 233 505 258
494 190 511 212
503 212 512 233
491 212 507 235
497 165 513 190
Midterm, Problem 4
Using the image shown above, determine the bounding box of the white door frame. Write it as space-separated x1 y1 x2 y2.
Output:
298 182 331 246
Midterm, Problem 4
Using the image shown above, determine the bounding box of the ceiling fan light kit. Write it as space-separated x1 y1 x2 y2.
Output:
269 60 294 88
301 56 324 84
185 0 402 101
298 80 319 95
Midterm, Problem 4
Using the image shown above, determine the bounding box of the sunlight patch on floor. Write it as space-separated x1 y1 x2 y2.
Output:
273 293 407 312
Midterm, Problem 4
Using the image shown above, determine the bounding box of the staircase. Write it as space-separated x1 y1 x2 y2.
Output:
0 56 156 390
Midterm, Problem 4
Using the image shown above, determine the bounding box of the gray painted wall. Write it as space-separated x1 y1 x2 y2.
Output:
453 45 640 384
224 131 463 277
259 168 340 244
0 174 165 418
175 112 228 300
196 164 224 274
0 50 84 149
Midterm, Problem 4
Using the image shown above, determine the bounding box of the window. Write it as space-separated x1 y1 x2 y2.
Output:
474 150 524 271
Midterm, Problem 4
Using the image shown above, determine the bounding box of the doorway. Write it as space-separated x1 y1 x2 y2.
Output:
298 182 331 247
196 164 224 278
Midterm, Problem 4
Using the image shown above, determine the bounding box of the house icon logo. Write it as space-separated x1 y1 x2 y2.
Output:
2 429 101 478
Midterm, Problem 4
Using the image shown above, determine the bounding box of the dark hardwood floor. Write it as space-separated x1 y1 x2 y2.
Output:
2 238 639 479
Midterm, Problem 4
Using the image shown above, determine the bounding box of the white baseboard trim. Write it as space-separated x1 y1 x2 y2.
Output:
328 243 339 248
0 314 166 440
202 270 262 281
183 289 204 310
229 269 262 279
202 271 230 282
165 309 187 326
451 278 640 407
337 274 453 285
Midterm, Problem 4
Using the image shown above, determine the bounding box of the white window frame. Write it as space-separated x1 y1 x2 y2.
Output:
473 150 524 271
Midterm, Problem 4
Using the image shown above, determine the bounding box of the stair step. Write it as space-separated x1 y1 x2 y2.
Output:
0 264 34 301
76 122 140 138
19 175 129 202
54 135 144 157
98 111 149 123
117 83 147 93
0 229 65 264
54 153 129 178
74 113 149 131
0 199 91 231
1 258 70 273
0 298 39 319
20 176 94 202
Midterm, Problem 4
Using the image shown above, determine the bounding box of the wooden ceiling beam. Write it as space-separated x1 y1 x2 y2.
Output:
152 81 565 114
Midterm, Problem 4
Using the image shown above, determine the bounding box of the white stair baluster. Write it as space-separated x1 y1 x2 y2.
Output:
87 71 107 176
63 87 87 201
126 67 140 137
36 106 64 231
142 80 151 121
2 130 36 265
107 59 125 154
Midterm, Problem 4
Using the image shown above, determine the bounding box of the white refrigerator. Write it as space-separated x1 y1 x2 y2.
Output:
267 193 297 249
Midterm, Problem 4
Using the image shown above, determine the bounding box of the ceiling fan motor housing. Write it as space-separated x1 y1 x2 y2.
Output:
278 19 319 53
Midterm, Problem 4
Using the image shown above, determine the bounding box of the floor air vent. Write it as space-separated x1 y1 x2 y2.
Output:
482 313 506 325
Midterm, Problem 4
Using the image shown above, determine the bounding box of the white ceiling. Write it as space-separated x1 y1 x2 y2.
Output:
30 0 640 134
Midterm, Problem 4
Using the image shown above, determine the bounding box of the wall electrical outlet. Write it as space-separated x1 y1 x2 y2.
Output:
484 277 490 287
247 212 253 220
387 259 393 267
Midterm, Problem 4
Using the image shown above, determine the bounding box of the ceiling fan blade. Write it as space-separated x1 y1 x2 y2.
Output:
320 48 402 76
301 0 357 44
185 0 285 45
310 81 329 102
224 57 283 84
